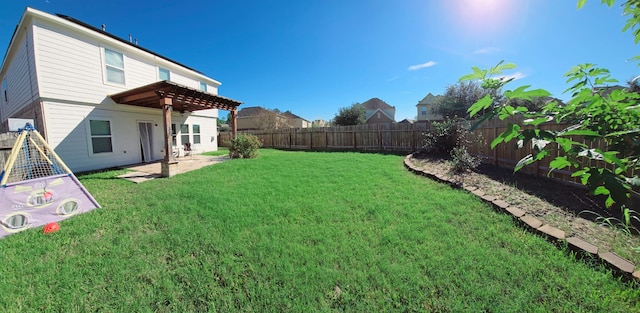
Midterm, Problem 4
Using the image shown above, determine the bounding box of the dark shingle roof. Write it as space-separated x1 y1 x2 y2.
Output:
361 98 394 110
237 106 271 117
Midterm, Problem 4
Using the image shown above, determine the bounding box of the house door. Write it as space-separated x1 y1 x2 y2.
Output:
138 122 153 163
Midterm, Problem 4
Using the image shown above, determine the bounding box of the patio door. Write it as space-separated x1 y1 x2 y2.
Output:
138 122 153 163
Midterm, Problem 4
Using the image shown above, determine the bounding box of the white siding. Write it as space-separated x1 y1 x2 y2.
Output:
43 101 219 172
0 25 39 118
33 17 220 104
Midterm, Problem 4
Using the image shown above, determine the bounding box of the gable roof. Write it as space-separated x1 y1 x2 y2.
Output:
361 98 394 111
281 111 309 122
237 106 273 117
417 93 441 106
365 108 394 122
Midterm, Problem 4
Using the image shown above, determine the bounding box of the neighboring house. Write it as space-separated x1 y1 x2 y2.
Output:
0 7 241 175
236 107 310 130
236 106 290 130
281 111 311 128
398 118 414 124
312 119 330 127
416 93 443 121
361 98 395 124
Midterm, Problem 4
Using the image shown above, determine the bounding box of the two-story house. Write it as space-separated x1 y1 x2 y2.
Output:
0 7 241 176
416 93 443 121
361 98 395 124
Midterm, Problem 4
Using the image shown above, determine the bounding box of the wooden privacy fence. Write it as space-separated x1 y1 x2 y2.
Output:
218 118 636 186
218 123 432 152
466 117 637 184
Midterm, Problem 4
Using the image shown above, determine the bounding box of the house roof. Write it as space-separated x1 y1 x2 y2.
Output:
366 108 394 122
110 80 241 112
361 98 395 111
417 93 441 106
237 106 273 117
281 111 309 122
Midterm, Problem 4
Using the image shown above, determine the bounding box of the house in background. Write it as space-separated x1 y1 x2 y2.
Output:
236 106 310 130
281 111 311 128
0 7 241 176
416 93 443 121
361 98 395 124
312 119 330 127
236 107 289 130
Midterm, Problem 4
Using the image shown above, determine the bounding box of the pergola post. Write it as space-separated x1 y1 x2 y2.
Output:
160 97 179 177
230 108 238 139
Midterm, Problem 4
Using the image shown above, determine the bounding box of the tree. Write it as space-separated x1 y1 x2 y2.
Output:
255 109 289 130
333 103 366 126
462 0 640 209
433 81 490 119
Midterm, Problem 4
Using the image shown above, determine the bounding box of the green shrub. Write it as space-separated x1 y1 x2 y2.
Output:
450 146 480 174
227 134 262 159
422 118 460 154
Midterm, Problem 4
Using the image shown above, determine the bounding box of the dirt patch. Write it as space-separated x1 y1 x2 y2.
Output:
410 153 640 266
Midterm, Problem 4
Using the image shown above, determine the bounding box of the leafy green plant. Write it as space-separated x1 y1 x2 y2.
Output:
580 206 640 236
450 146 481 174
463 60 639 208
422 118 460 154
227 134 262 158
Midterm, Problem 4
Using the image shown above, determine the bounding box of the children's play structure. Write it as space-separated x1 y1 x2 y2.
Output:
0 121 100 238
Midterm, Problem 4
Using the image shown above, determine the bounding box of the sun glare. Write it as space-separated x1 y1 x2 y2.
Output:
444 0 519 37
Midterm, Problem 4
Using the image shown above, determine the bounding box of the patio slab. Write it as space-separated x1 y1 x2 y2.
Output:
118 154 230 183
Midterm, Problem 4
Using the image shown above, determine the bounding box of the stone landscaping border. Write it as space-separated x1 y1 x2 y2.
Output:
403 154 639 282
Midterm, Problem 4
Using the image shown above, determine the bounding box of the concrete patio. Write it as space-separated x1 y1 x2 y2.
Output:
117 154 230 183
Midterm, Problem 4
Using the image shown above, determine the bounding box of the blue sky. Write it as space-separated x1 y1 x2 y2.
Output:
1 0 638 122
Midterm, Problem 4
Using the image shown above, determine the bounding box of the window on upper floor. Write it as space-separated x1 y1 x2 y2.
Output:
89 119 113 154
421 107 427 116
104 48 125 85
193 124 201 144
159 68 170 81
199 82 207 92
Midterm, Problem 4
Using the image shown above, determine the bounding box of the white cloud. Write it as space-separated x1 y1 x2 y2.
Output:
386 75 399 82
496 71 526 81
408 61 436 71
473 47 500 55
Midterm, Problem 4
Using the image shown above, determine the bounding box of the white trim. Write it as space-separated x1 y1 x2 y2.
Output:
101 46 126 86
86 118 115 156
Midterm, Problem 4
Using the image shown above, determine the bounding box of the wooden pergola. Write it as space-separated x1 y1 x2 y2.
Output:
110 80 242 177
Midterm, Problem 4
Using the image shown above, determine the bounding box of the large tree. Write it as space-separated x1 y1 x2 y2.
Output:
434 81 490 119
333 103 366 126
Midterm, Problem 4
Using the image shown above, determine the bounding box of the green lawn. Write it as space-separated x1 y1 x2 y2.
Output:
0 149 638 312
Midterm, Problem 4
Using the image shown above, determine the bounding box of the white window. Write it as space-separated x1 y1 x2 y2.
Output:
104 48 125 85
171 123 177 146
89 120 113 154
180 124 190 144
421 107 427 116
199 82 207 92
2 78 7 103
193 124 201 144
159 68 170 81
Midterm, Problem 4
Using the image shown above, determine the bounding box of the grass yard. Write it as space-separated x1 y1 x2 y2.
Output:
0 149 638 312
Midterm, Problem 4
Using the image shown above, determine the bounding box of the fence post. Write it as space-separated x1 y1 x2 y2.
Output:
353 130 357 150
289 130 292 148
493 122 498 166
309 130 313 150
378 124 383 150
